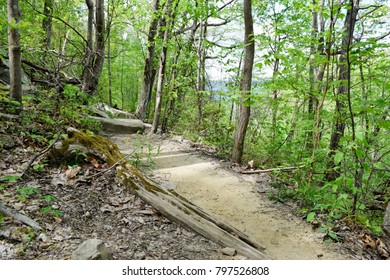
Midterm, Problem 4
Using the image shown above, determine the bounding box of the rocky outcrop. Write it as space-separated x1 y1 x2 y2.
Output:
72 239 111 260
89 116 146 134
95 102 134 119
0 59 35 92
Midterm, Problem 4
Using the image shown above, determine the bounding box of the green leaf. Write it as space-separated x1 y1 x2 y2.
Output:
334 151 344 164
355 147 363 159
307 212 316 222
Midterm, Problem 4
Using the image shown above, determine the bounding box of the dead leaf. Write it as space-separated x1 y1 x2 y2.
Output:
90 158 100 168
54 217 62 224
362 234 376 249
376 239 390 259
247 160 254 169
65 166 81 179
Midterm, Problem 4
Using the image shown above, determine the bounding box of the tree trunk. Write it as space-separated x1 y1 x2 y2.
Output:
7 0 22 103
135 0 161 121
326 0 359 182
196 20 207 130
42 0 53 49
231 0 254 164
82 0 94 93
82 0 105 94
90 0 105 93
107 0 113 106
151 0 175 133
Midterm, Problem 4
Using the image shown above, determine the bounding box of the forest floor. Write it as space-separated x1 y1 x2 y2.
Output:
0 129 386 260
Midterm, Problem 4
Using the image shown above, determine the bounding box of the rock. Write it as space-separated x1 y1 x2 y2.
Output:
37 233 49 242
221 247 236 256
95 102 134 119
0 134 15 150
383 202 390 238
0 59 36 92
72 239 111 260
88 116 145 134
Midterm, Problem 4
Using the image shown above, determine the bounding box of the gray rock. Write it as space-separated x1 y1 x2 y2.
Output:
0 59 36 92
95 102 134 119
88 116 145 134
0 134 15 150
221 247 236 256
72 239 111 260
383 202 390 238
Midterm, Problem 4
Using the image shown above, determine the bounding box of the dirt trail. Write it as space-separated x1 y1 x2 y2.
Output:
113 134 348 260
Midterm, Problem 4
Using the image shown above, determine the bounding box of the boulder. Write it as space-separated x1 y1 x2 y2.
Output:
383 202 390 238
72 239 111 260
0 134 15 151
89 116 145 134
0 59 36 92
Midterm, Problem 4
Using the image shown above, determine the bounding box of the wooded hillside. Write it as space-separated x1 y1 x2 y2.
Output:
1 0 390 258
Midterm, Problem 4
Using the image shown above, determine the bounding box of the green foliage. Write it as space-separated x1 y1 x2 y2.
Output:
16 186 41 201
129 136 160 169
41 206 63 218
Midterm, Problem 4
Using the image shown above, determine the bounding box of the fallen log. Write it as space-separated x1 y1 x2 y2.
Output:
241 165 305 174
0 202 42 230
55 128 270 259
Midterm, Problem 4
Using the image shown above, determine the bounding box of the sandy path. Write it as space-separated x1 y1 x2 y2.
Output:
112 134 347 260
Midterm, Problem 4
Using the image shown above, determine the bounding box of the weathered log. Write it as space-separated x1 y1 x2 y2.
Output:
56 128 270 259
0 202 42 230
241 165 305 174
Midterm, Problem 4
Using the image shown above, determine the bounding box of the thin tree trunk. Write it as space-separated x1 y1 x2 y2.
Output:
107 0 113 106
82 0 105 94
82 0 94 93
7 0 22 103
135 0 161 121
307 0 320 148
42 0 53 50
326 0 359 182
90 0 105 93
231 0 254 164
196 20 207 130
152 0 174 133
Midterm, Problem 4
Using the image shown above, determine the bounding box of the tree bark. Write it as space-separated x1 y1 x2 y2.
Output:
326 0 359 182
7 0 22 103
152 0 175 133
91 0 105 92
231 0 255 164
82 0 105 94
135 0 161 121
82 0 94 93
42 0 53 49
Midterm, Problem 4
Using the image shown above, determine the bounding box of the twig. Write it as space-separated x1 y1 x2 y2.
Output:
241 165 305 174
0 202 42 230
21 133 62 178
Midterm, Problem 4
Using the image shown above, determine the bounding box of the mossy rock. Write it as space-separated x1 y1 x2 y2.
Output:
0 134 15 151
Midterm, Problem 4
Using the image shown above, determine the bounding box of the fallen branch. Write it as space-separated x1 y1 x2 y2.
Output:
0 202 42 230
241 165 305 174
21 132 62 178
